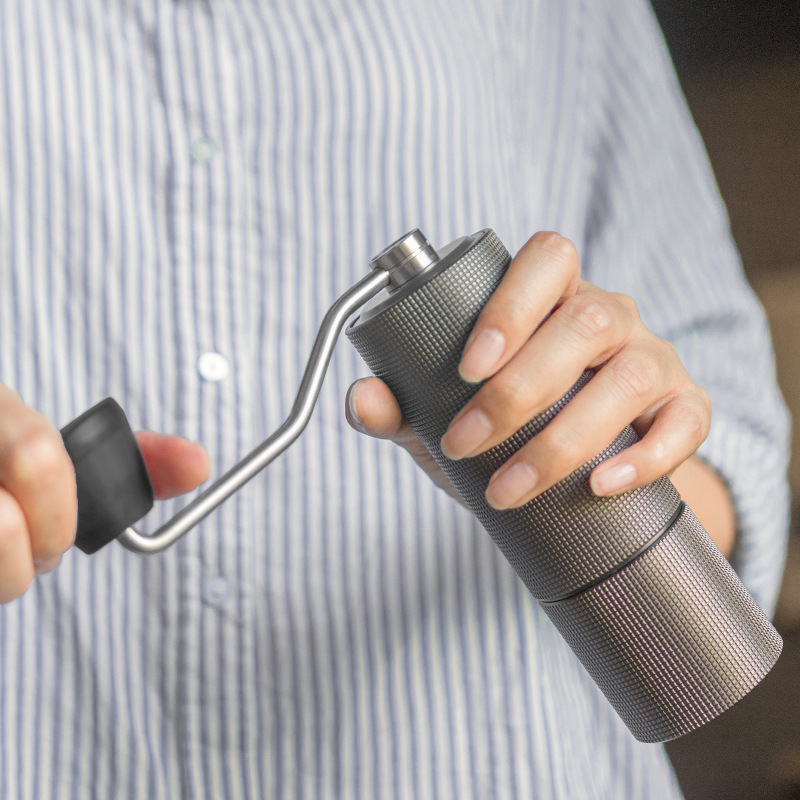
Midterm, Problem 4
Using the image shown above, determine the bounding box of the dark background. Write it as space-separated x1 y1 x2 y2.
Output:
648 2 800 798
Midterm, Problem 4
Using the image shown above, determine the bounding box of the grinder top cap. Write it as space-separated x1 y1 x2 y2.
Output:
369 228 440 288
352 228 486 328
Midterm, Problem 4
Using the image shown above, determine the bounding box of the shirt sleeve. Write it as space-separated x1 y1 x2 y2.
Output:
575 0 792 614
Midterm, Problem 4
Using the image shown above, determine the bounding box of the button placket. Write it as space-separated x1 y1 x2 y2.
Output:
202 575 231 608
197 351 230 382
191 138 218 163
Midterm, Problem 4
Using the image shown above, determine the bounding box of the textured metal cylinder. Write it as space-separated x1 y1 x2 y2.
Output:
541 504 781 742
346 228 782 741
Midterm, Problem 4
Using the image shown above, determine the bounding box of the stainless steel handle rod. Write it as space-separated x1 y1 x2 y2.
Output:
115 268 390 554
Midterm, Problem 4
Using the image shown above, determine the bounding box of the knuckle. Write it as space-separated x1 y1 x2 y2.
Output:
536 422 583 469
612 292 640 320
0 574 33 604
488 303 528 339
682 400 710 448
484 371 533 418
4 426 70 488
608 351 660 402
0 567 33 604
696 385 712 418
646 437 669 467
560 296 615 342
655 337 680 365
532 231 579 263
36 514 77 560
0 494 25 555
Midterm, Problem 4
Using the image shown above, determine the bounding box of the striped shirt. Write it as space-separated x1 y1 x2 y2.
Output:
0 0 790 798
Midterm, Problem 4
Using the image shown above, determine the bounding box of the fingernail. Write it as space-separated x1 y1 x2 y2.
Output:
441 409 493 459
459 328 505 383
35 556 61 575
591 462 637 496
345 381 367 433
486 462 539 509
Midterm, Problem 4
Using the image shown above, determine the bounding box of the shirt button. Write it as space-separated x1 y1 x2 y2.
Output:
191 138 217 162
202 576 231 608
197 351 230 382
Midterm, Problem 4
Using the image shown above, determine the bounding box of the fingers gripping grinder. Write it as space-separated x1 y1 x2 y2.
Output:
61 229 781 743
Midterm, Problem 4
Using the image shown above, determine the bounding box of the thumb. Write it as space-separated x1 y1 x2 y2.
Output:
345 377 404 440
134 431 211 500
345 375 436 466
345 378 467 507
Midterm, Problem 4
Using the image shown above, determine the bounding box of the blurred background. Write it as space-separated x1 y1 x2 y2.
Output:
648 1 800 797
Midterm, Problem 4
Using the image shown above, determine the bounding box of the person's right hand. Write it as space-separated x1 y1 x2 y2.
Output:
0 386 210 603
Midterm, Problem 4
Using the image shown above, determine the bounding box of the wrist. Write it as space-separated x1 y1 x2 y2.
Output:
670 455 737 558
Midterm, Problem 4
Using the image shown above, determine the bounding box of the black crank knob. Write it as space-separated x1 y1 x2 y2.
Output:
60 398 154 554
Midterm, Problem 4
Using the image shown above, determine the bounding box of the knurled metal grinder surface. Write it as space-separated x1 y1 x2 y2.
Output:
542 505 782 742
346 228 782 741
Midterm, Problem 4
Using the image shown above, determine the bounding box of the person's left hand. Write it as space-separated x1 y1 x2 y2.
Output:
345 231 712 512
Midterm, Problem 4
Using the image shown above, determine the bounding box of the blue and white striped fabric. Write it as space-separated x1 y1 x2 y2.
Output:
0 0 790 797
